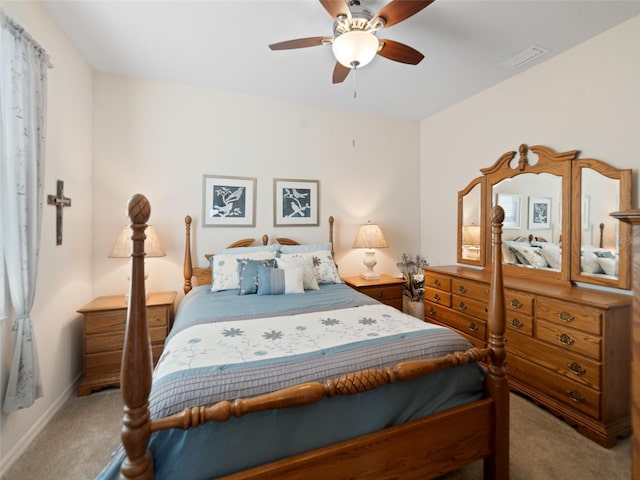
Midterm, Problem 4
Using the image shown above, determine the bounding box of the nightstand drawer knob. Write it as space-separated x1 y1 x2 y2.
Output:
376 292 385 299
468 323 479 332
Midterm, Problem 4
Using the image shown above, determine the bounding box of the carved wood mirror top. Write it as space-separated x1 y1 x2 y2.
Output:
457 143 632 290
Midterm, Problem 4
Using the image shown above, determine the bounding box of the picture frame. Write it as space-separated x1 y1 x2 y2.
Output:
528 196 551 230
273 178 319 226
496 193 522 229
202 175 256 227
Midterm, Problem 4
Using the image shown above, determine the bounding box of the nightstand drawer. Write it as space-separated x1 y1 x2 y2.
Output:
363 285 403 302
85 311 126 334
85 345 164 377
86 326 167 354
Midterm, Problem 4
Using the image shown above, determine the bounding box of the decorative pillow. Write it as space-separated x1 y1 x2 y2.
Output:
211 246 278 292
540 243 561 270
593 249 614 259
279 242 333 254
580 251 604 274
502 241 520 264
237 258 277 295
257 266 305 295
277 250 342 285
511 244 548 269
597 256 618 276
275 255 319 290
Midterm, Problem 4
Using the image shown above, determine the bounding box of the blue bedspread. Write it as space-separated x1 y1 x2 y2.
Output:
98 284 485 480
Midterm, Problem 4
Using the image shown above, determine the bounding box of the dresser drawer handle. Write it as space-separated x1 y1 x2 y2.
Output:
556 333 575 346
557 311 575 323
567 390 586 403
428 307 437 316
568 362 586 376
434 279 441 287
468 323 479 332
457 285 467 294
510 318 523 329
458 302 467 311
433 293 441 301
509 299 523 309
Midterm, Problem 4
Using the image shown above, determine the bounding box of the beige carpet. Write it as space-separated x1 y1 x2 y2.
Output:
3 389 630 479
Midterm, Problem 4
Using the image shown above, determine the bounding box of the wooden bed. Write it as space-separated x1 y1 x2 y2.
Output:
117 194 509 480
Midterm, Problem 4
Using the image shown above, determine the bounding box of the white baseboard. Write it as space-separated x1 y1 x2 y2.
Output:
0 373 82 476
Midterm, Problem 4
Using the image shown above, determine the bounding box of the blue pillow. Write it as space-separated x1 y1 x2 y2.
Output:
257 266 305 295
237 258 276 295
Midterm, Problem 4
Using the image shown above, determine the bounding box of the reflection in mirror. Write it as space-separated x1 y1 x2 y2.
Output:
457 177 484 266
492 173 562 272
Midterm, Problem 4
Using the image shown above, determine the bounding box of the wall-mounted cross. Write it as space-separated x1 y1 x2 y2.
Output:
47 180 72 245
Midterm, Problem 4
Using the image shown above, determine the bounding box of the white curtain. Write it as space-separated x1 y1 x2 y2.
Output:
1 11 48 413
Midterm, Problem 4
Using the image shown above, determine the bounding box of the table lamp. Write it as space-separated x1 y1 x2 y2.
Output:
352 222 389 280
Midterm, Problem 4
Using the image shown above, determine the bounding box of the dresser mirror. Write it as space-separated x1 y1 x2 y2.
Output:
457 144 633 289
457 176 485 266
571 159 632 289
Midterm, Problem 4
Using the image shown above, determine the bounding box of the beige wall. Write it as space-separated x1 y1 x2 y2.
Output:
91 74 421 299
420 15 640 267
0 1 93 473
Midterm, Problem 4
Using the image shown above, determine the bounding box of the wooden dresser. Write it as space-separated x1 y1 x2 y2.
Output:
423 265 631 447
77 291 176 396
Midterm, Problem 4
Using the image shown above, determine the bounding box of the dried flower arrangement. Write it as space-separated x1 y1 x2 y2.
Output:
396 253 429 302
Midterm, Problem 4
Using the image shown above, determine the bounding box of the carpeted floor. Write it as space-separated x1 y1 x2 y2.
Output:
3 389 631 479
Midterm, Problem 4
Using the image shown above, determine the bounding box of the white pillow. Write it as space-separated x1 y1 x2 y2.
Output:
597 256 618 276
211 249 278 292
283 267 305 294
276 255 320 290
511 244 548 269
580 251 604 274
277 250 342 285
540 243 561 270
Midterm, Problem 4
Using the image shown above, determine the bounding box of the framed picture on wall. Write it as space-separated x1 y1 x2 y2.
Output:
202 175 256 227
528 196 551 230
273 178 319 226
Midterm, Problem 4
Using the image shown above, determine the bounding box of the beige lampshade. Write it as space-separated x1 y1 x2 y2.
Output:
352 223 389 249
462 225 481 246
108 225 166 258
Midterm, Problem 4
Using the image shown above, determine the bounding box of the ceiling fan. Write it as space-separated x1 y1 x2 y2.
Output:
269 0 434 84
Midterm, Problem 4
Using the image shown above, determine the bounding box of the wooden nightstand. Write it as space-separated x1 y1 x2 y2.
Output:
77 291 176 396
342 274 405 310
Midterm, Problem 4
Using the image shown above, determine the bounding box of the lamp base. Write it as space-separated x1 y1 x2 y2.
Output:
360 271 380 281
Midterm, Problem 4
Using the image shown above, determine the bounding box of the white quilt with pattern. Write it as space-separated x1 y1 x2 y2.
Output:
154 304 442 381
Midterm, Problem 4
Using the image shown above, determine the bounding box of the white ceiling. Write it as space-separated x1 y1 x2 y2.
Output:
42 0 640 121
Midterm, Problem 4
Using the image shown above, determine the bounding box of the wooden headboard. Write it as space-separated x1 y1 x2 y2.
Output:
183 215 335 294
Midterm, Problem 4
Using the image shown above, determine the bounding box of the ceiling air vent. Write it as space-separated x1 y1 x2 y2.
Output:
499 45 549 69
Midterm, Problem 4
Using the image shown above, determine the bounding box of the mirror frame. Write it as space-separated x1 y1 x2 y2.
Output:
571 158 632 289
457 143 633 290
481 144 575 285
457 176 486 266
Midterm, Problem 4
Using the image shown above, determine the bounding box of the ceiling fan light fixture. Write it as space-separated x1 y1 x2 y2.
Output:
332 30 379 69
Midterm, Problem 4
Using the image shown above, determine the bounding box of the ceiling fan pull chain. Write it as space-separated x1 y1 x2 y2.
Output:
352 66 357 147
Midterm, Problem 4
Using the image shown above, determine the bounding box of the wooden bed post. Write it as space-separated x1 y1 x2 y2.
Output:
485 205 509 479
120 194 154 479
184 215 193 294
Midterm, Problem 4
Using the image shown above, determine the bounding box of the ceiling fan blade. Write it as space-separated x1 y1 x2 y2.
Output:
319 0 351 20
332 62 351 84
377 39 424 65
269 37 330 51
372 0 435 28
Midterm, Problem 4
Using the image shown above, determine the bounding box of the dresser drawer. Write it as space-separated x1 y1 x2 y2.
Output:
505 289 534 316
507 332 601 390
451 279 489 302
425 303 485 340
536 297 602 336
452 294 488 321
507 354 600 419
506 311 533 336
424 287 451 307
535 319 601 361
424 273 451 292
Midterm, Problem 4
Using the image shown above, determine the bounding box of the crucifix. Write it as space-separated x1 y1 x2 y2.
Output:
47 180 72 245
